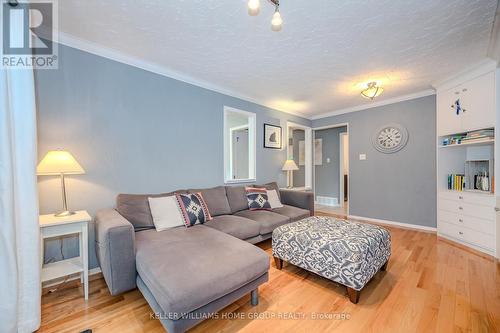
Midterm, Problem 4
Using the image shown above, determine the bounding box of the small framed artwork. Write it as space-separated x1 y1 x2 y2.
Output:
263 123 282 149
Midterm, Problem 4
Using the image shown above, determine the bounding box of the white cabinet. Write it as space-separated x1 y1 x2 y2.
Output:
437 191 496 254
437 88 462 135
461 72 495 131
437 71 496 136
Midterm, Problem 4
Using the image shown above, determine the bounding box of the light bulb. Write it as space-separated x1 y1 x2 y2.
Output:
248 0 260 16
271 9 282 31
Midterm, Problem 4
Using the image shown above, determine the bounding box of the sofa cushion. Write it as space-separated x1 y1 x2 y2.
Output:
235 210 291 235
117 193 170 230
135 225 269 317
255 182 281 200
266 189 283 209
148 196 185 231
116 190 187 231
176 193 213 227
188 186 231 216
245 187 272 211
272 204 310 222
225 186 249 213
205 215 260 240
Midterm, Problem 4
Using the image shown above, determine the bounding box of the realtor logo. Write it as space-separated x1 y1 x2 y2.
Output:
1 0 58 69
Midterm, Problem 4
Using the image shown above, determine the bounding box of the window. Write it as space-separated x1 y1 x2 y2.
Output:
224 107 256 183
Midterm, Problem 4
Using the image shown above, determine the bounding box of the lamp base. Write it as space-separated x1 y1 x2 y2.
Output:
55 210 76 217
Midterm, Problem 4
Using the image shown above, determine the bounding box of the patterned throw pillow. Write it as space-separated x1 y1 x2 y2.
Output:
245 187 272 211
175 192 213 227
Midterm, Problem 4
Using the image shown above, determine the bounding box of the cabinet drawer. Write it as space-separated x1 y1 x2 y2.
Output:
438 210 493 234
439 220 495 250
439 199 495 220
438 191 495 207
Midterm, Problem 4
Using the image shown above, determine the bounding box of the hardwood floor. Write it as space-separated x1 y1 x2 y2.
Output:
38 216 500 333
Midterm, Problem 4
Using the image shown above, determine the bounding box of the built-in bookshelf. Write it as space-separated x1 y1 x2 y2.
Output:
435 62 498 258
438 129 494 195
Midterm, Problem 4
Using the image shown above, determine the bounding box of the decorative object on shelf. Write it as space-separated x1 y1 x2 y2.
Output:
372 123 409 154
452 98 465 115
247 0 283 32
361 82 384 100
441 129 494 146
37 150 85 217
282 159 299 188
264 123 282 149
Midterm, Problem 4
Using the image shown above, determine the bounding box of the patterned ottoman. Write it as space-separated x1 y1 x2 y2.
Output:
272 216 391 303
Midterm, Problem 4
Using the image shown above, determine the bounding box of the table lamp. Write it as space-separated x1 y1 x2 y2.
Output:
37 150 85 217
282 159 299 188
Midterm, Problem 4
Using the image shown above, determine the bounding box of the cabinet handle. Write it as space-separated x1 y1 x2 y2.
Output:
458 219 463 223
495 207 500 212
458 206 463 210
458 231 463 235
458 196 463 200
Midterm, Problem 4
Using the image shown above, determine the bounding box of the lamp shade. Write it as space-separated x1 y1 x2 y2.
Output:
37 150 85 175
361 82 384 100
282 159 299 171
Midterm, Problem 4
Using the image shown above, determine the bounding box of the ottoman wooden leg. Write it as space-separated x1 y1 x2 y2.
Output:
381 260 389 271
347 287 360 304
274 257 283 270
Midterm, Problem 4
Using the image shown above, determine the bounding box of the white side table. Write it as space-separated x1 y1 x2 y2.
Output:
39 210 91 300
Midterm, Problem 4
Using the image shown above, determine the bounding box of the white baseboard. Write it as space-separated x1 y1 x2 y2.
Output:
348 215 437 233
42 267 102 288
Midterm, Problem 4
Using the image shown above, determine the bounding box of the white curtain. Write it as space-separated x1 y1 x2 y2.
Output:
0 10 41 333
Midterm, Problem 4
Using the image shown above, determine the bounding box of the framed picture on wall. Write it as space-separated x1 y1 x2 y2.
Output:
264 123 282 149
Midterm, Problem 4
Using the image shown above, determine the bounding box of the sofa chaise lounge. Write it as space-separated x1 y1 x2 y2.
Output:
95 182 313 333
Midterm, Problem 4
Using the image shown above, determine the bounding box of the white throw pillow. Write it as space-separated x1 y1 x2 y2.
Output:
267 189 283 209
148 196 185 231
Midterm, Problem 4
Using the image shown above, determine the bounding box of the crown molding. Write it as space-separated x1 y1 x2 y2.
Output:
55 32 309 119
310 89 436 120
432 58 498 91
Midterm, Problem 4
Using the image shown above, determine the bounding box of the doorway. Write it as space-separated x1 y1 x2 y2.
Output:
231 127 249 180
286 122 313 189
313 123 349 217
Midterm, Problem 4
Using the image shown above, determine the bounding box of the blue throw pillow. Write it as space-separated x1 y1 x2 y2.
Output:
175 192 213 227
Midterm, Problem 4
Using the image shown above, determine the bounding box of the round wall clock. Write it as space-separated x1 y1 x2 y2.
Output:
372 123 409 154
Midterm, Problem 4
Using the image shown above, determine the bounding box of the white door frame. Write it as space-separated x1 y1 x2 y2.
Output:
286 121 312 189
339 132 349 208
313 122 349 215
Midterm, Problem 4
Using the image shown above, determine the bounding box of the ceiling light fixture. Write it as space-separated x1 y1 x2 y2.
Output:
248 0 283 32
361 82 384 100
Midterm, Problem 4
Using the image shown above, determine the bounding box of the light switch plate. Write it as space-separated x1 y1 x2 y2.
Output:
359 154 366 160
326 157 331 163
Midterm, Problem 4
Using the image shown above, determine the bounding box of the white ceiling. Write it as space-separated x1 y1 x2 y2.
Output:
57 0 499 118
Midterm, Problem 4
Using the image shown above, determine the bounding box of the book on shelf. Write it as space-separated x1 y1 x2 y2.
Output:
447 174 466 191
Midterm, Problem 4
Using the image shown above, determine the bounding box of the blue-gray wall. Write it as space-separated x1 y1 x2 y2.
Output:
35 44 311 269
314 126 347 201
312 95 437 228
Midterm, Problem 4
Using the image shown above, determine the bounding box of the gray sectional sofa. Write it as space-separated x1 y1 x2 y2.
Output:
95 182 314 333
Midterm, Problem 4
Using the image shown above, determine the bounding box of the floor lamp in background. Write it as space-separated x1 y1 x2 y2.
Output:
282 159 299 188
